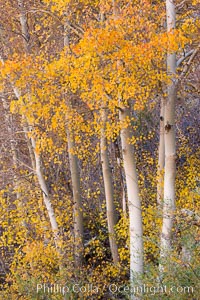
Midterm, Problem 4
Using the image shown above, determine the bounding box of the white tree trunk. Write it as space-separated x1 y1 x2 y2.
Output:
67 129 84 266
30 138 59 233
100 108 119 264
22 118 36 170
116 155 127 214
64 20 84 266
119 106 143 284
1 95 20 200
157 97 165 206
112 0 143 287
159 0 176 273
12 86 60 248
11 1 61 249
18 0 30 52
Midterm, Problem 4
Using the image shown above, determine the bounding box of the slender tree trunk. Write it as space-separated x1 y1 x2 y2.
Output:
119 105 143 286
64 21 84 266
99 7 119 262
30 138 59 234
12 84 61 248
100 108 119 264
17 0 36 171
18 0 30 52
7 0 61 250
13 4 59 245
114 140 127 214
159 0 176 273
120 166 127 215
112 0 143 290
22 119 36 170
1 95 20 200
157 97 165 206
67 129 84 266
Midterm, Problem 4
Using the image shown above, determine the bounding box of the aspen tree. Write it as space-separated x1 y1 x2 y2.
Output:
100 108 119 264
98 7 119 264
157 97 165 206
64 20 84 266
1 94 21 200
113 1 144 293
119 105 144 287
16 0 61 248
159 0 176 273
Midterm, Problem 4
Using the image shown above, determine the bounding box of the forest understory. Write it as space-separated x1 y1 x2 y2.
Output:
0 0 199 299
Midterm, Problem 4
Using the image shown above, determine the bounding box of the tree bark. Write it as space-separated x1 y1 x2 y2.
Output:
159 0 176 273
157 97 165 206
12 85 61 248
9 0 61 249
18 0 30 52
1 94 20 200
100 108 119 264
64 21 84 266
30 138 59 233
67 129 84 266
112 0 143 290
119 105 143 285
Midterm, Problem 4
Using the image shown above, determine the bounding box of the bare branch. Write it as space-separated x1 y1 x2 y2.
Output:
179 44 200 79
176 0 188 10
177 50 194 67
28 9 84 38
